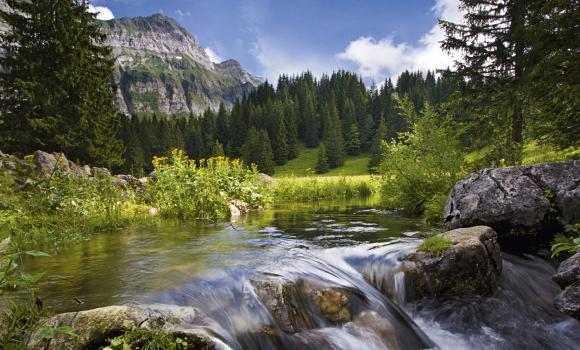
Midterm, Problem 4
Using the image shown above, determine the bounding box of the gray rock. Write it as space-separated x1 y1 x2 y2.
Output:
403 226 502 300
3 160 16 170
33 151 70 177
554 284 580 320
117 174 143 192
26 304 220 350
258 173 276 185
444 161 580 241
229 199 250 217
91 167 111 177
352 311 400 350
553 253 580 289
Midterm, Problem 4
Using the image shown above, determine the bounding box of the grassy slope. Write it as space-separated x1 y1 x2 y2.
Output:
466 141 580 167
274 144 371 178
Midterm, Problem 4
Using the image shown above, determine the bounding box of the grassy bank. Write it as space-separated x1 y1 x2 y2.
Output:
274 144 370 177
273 175 380 202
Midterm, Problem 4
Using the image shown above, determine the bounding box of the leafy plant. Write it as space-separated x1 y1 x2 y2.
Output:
551 224 580 259
417 235 453 255
144 149 271 220
102 327 189 350
379 98 465 217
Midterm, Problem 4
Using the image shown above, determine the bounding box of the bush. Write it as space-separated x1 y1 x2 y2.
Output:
379 98 465 218
144 149 271 220
551 224 580 259
417 235 453 255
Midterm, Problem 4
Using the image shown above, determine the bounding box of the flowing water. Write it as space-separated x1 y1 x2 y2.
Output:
21 198 580 349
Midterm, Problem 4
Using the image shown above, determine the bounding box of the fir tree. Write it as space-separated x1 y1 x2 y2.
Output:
211 140 225 157
315 143 329 174
345 123 361 155
324 103 345 168
242 128 275 175
368 116 387 173
0 0 123 167
271 105 289 165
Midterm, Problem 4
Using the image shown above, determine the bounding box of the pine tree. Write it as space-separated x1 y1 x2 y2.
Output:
0 0 123 167
345 123 361 155
324 103 345 168
258 129 275 175
285 100 299 159
271 104 289 165
302 92 319 148
242 127 275 175
368 116 387 173
315 143 329 174
211 140 225 157
440 0 531 163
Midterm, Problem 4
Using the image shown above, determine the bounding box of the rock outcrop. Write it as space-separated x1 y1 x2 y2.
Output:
553 252 580 320
33 151 87 178
444 161 580 244
403 226 502 300
26 304 220 350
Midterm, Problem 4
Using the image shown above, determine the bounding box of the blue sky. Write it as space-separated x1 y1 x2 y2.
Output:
90 0 462 83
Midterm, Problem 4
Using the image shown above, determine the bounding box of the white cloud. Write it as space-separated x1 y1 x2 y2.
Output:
252 36 340 82
205 47 223 63
337 0 462 81
88 4 114 21
174 9 192 19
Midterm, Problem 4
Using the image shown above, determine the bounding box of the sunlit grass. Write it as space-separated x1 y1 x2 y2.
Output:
273 175 380 202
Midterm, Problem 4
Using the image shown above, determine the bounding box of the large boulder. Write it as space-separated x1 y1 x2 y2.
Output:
32 151 86 178
553 252 580 320
26 304 220 350
444 161 580 244
403 226 502 301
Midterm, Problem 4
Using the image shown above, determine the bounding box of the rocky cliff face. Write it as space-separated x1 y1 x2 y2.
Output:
101 14 262 115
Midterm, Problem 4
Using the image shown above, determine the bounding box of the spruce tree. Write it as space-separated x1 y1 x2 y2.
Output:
345 123 361 156
0 0 123 167
315 143 329 174
271 105 289 165
440 0 531 163
368 116 387 173
211 140 225 157
242 127 274 175
324 103 345 168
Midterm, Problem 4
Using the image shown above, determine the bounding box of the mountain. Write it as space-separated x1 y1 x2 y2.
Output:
0 3 262 115
101 14 262 115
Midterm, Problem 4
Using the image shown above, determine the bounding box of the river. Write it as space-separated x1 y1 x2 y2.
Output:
22 198 580 349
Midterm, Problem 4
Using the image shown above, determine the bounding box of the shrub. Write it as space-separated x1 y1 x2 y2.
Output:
551 224 580 259
379 98 465 218
417 235 453 255
144 149 271 220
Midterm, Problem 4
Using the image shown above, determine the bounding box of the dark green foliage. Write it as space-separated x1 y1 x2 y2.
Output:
345 124 361 156
368 117 387 173
324 104 345 168
242 128 275 175
0 0 123 167
315 143 329 174
271 104 289 165
211 140 225 157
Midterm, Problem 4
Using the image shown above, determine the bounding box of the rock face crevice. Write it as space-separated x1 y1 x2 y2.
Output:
444 160 580 247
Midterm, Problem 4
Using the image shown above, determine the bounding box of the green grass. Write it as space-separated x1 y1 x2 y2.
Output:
273 175 380 202
274 144 371 178
417 235 453 255
466 141 580 169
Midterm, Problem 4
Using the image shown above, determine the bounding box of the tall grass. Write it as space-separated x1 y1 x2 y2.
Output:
273 175 380 202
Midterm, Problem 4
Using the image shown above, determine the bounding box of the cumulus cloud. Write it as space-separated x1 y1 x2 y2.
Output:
88 4 114 21
205 47 223 63
337 0 463 81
